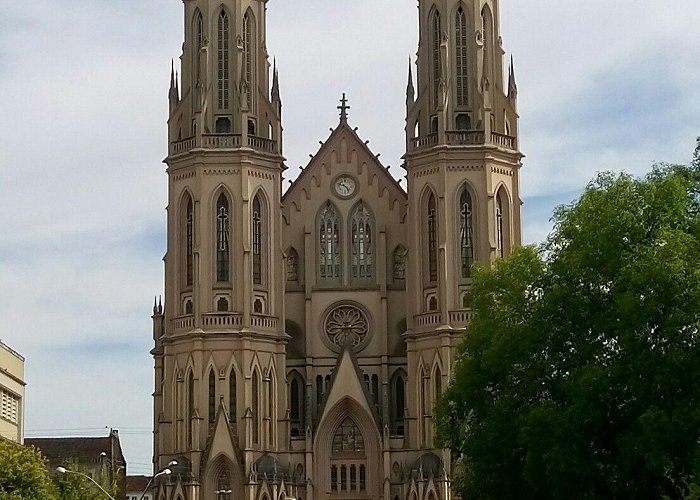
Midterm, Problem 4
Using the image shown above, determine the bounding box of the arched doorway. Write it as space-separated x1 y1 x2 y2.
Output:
314 397 381 499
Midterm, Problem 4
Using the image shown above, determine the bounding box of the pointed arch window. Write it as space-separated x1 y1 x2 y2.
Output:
351 204 373 279
319 202 341 280
427 194 438 282
216 193 230 282
208 369 216 424
332 418 365 454
252 369 260 445
431 10 442 110
482 6 493 77
434 365 442 403
287 247 299 283
456 7 468 106
185 196 194 287
187 371 195 448
460 188 474 278
290 373 305 438
217 10 230 110
391 373 405 436
496 196 504 258
393 245 407 281
194 12 204 85
229 368 236 425
243 11 256 110
252 194 263 285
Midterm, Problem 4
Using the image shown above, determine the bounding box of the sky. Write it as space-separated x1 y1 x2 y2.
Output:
1 0 699 477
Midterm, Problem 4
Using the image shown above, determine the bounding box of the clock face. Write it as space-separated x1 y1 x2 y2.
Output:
334 176 356 197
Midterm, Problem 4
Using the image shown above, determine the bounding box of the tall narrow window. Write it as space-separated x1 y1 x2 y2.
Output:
290 375 304 437
351 204 373 279
482 6 493 77
217 10 230 110
456 8 468 106
208 369 216 424
393 245 407 281
427 194 438 282
187 371 195 448
434 366 442 403
319 202 341 279
252 195 262 285
243 11 256 110
460 189 474 278
287 247 299 283
252 370 259 444
194 12 204 85
392 374 405 435
496 195 504 258
216 194 230 282
431 10 442 110
186 196 194 287
229 368 236 424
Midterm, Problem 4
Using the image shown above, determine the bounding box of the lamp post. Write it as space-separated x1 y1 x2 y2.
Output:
215 488 232 499
56 466 116 500
138 460 177 500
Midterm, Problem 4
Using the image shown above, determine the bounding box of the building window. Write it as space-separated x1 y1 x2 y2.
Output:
208 369 216 424
456 113 471 131
252 194 263 285
332 418 365 453
431 9 441 109
252 370 259 445
496 195 504 258
319 202 341 280
456 7 468 106
482 6 493 77
391 373 405 436
194 11 204 84
215 117 231 134
243 10 256 110
393 245 407 281
287 247 299 283
217 10 230 110
434 365 442 404
217 297 229 312
290 373 304 438
187 371 195 448
460 188 474 278
216 193 230 282
229 368 236 424
185 196 194 287
350 204 373 279
427 193 438 282
0 389 19 424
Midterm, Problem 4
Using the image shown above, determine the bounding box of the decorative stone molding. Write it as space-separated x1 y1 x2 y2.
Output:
323 303 370 352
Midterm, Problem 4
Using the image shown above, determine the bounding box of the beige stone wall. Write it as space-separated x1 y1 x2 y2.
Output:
0 342 25 443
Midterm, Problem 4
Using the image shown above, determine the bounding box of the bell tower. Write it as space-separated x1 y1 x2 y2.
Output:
153 1 288 498
404 0 522 458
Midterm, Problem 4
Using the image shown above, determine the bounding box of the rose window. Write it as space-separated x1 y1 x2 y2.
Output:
324 305 369 349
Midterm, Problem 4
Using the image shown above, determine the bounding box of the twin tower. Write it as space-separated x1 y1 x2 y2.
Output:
151 1 522 499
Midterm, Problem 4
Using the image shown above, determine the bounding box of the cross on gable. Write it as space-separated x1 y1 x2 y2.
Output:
338 93 350 122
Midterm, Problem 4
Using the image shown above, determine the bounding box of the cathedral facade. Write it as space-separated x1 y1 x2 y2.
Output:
151 1 522 499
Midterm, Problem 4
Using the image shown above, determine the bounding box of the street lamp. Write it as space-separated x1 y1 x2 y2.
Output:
138 460 177 500
215 488 232 499
56 466 116 500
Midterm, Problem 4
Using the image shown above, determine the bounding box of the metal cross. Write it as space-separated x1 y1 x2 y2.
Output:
338 93 350 122
217 206 229 251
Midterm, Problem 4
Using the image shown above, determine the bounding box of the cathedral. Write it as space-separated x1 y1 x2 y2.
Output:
150 0 522 499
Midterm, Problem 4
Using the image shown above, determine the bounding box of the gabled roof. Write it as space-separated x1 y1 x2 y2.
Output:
314 343 382 433
283 118 406 202
26 432 125 466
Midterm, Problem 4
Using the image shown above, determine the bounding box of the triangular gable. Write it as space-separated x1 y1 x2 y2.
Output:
283 119 406 202
315 344 381 432
200 400 244 474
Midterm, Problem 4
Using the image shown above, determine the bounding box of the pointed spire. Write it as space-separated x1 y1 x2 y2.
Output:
153 296 158 315
406 56 415 105
169 60 179 107
169 59 175 90
271 58 281 107
508 55 518 100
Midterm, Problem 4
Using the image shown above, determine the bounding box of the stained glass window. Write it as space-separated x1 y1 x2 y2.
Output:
332 418 365 454
460 188 474 278
217 10 230 109
216 194 230 282
456 8 468 106
319 203 341 279
351 204 373 279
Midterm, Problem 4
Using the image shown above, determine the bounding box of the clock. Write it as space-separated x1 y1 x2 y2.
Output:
334 175 357 198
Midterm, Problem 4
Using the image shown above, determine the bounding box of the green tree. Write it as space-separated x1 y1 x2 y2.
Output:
436 160 700 499
0 440 56 500
53 460 118 500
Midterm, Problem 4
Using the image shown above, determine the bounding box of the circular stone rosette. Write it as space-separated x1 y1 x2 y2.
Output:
323 303 371 352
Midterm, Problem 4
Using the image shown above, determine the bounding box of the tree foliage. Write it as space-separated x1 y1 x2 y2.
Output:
0 440 55 500
436 158 700 499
